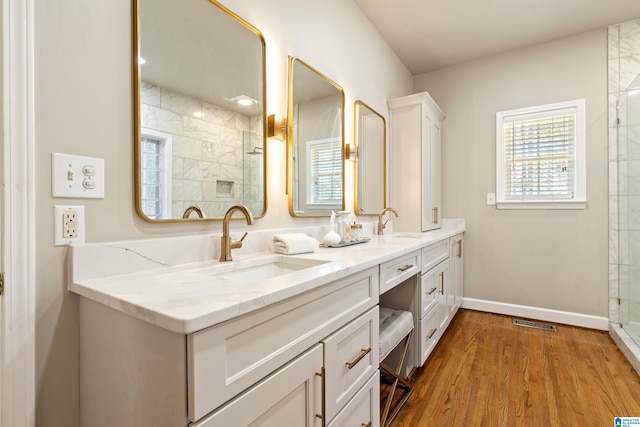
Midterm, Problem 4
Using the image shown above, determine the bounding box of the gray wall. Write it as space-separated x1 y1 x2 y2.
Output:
414 29 609 317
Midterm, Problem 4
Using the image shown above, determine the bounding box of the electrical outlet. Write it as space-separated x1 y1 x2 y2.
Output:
63 209 78 238
54 205 85 246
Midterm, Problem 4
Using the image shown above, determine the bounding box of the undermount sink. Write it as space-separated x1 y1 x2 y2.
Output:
194 255 332 282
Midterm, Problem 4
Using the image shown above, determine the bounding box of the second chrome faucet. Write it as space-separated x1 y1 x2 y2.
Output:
220 205 254 262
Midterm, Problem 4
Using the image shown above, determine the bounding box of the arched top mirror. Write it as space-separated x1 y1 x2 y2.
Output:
287 57 345 217
133 0 267 222
354 101 386 215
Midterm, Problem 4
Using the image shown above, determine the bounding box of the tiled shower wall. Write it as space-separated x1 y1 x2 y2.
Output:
140 81 264 218
608 18 640 373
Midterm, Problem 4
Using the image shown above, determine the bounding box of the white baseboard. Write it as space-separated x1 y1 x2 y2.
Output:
462 298 609 331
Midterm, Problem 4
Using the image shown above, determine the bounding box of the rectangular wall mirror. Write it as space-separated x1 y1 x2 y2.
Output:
133 0 267 221
287 57 345 217
354 101 386 215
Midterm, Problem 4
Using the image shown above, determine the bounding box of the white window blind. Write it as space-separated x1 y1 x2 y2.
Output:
308 138 343 205
496 100 586 209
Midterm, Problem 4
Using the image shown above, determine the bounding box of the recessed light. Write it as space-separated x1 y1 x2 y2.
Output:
193 111 205 119
227 95 259 106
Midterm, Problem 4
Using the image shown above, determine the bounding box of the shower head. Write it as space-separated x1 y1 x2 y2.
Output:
246 146 264 156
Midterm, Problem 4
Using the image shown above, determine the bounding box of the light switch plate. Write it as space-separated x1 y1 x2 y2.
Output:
487 193 496 205
52 152 105 198
54 205 85 246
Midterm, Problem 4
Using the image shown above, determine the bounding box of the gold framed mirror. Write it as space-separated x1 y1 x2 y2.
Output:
354 101 386 215
287 57 345 217
133 0 267 222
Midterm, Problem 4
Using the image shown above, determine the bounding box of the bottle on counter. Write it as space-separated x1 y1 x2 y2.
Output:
337 211 352 243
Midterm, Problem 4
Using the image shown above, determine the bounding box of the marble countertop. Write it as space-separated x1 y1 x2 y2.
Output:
69 223 464 334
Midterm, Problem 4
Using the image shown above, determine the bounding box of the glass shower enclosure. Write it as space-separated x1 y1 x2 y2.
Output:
617 73 640 348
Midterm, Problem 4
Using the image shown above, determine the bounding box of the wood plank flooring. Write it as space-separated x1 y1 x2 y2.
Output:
386 309 640 426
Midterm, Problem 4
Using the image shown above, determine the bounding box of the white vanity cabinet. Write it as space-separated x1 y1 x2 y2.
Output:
78 267 379 427
389 91 445 232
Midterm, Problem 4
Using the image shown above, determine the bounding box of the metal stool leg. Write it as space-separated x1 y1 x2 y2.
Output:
380 330 413 427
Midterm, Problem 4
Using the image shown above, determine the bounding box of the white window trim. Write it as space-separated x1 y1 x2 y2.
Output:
305 136 343 210
140 128 172 219
495 99 587 210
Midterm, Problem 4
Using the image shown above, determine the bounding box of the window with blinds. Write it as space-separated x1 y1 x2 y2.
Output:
307 138 343 206
496 99 586 209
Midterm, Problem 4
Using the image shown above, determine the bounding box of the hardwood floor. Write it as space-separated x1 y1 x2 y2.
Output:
386 309 640 426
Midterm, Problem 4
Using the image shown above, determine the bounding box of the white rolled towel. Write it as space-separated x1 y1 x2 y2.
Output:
272 233 319 255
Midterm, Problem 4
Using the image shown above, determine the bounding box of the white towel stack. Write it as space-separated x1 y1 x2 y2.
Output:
273 233 319 255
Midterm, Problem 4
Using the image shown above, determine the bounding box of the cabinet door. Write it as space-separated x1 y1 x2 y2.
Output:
431 259 450 332
323 307 379 423
192 344 323 427
418 306 439 366
327 371 380 427
449 234 464 311
421 111 434 231
420 267 439 320
430 120 441 228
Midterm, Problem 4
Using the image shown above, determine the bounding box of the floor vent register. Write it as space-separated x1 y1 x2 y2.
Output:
512 318 557 331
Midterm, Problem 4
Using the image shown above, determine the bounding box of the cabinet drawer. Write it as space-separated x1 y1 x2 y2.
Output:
420 270 439 319
421 240 449 273
418 308 439 366
327 370 380 427
187 267 379 422
191 344 323 427
323 307 379 423
380 251 420 294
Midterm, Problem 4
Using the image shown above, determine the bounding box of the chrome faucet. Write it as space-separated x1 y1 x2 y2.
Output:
220 205 254 262
377 207 399 235
182 205 205 219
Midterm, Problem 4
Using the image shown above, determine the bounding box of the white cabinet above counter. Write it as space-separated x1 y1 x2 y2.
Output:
389 91 445 233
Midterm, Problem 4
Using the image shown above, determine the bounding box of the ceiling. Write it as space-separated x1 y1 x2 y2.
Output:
353 0 640 75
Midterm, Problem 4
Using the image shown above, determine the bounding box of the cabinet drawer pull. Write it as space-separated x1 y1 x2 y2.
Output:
397 264 413 272
426 328 437 339
362 423 372 427
315 367 326 425
346 347 372 369
457 239 463 258
432 207 438 224
426 287 437 295
440 272 444 294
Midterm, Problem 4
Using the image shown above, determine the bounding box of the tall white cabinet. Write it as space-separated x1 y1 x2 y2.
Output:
389 91 445 232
